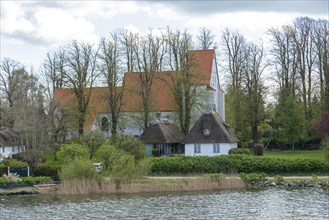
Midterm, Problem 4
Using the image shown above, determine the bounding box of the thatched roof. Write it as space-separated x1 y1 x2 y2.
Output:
140 121 184 144
0 126 21 147
183 110 238 144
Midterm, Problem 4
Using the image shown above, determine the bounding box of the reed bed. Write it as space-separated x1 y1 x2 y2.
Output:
39 175 246 195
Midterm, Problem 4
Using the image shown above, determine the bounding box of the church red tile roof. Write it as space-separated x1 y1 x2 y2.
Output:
53 50 215 130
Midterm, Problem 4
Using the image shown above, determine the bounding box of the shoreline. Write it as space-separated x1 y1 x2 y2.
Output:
1 175 328 196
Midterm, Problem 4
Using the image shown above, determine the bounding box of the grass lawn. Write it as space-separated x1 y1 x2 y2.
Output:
264 149 326 161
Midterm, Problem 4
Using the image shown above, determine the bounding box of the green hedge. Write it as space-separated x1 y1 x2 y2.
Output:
228 148 251 155
147 155 329 174
34 164 61 181
0 159 29 176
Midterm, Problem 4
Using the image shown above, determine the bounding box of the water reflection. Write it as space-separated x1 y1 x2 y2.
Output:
1 188 328 220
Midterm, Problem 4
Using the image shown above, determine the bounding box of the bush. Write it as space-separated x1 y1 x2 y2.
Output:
34 164 61 181
252 143 264 156
108 135 146 160
239 172 267 183
95 144 149 179
274 175 284 183
152 148 160 157
229 148 251 155
2 158 28 167
20 176 52 184
81 130 106 159
321 137 329 161
0 165 7 175
56 143 90 164
0 176 52 185
59 159 99 181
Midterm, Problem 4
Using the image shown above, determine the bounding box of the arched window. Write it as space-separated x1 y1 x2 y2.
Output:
101 117 109 131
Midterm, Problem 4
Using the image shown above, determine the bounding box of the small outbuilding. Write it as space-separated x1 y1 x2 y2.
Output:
140 121 184 156
183 110 238 156
0 126 25 161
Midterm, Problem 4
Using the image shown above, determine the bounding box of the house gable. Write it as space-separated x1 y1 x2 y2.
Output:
183 110 238 144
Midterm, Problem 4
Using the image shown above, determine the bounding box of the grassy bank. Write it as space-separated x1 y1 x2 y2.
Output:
39 175 245 195
264 150 326 161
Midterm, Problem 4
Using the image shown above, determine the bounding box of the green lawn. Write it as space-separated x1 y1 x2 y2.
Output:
264 150 326 161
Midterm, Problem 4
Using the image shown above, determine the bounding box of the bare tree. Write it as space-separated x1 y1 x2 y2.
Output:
165 28 201 134
293 17 316 120
62 41 99 136
126 30 166 129
43 48 65 95
222 29 246 135
197 27 215 50
121 29 138 72
242 42 267 142
98 33 124 135
313 19 329 111
0 58 27 127
268 25 298 100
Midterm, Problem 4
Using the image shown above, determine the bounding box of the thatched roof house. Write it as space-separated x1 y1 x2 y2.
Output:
0 126 25 160
140 121 184 156
0 126 21 147
183 110 238 156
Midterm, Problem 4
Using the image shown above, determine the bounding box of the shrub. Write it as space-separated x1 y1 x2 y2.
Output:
59 159 99 181
152 148 160 157
274 175 284 183
34 164 61 181
0 165 7 176
229 148 251 155
56 143 90 164
252 143 264 156
321 137 329 161
239 172 267 183
0 177 8 184
94 145 119 170
2 173 21 184
81 130 106 159
108 135 146 160
2 158 28 167
95 144 149 178
0 176 52 185
20 176 52 184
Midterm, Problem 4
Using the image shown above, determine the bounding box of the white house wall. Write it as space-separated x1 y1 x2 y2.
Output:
218 89 225 120
209 54 225 121
0 146 25 159
185 143 237 156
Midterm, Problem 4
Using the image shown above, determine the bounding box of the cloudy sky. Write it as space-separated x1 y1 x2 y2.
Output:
1 0 328 70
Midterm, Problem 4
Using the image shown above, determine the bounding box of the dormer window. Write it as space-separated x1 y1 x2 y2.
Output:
203 128 210 136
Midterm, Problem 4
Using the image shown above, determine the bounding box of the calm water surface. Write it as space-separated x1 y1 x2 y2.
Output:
1 188 328 220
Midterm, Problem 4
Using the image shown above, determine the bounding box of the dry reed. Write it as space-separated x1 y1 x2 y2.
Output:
39 175 246 195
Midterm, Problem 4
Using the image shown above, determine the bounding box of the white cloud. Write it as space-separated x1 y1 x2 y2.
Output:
183 11 324 43
1 2 34 35
33 8 98 44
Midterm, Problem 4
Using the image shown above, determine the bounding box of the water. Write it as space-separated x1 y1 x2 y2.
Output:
1 188 328 220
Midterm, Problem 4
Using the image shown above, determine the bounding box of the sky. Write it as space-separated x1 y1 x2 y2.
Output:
1 0 328 73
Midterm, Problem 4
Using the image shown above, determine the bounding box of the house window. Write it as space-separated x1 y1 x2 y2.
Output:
194 144 201 154
213 143 220 153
